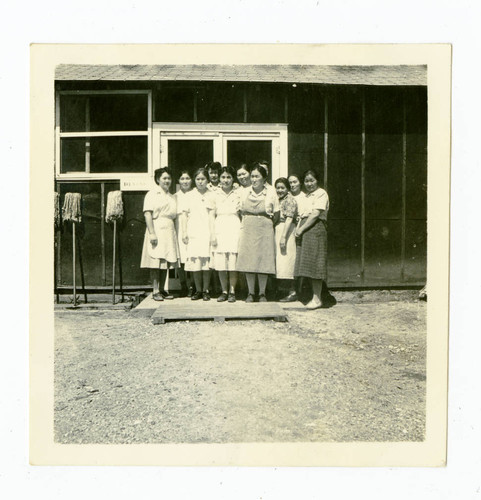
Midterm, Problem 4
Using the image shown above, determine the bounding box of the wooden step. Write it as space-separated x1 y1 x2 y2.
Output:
151 300 288 324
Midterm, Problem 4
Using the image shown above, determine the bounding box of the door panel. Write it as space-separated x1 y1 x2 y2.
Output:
226 140 273 183
164 139 214 190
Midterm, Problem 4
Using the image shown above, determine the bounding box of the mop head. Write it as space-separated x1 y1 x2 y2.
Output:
106 190 124 223
62 192 82 223
54 192 61 229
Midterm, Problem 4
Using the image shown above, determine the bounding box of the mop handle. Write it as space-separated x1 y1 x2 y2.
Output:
73 222 77 307
112 219 117 304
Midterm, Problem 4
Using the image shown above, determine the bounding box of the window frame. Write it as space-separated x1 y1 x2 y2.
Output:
154 122 288 182
55 90 152 181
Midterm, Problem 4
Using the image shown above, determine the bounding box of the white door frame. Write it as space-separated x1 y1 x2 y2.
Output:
153 122 288 181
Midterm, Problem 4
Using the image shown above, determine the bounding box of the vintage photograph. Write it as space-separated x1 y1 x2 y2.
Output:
30 44 450 465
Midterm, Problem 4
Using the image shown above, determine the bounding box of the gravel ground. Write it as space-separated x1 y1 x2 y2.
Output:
54 291 426 444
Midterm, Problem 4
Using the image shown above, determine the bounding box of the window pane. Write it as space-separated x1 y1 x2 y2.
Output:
60 95 87 132
60 94 148 132
60 138 86 173
227 140 272 184
90 136 148 173
89 94 148 131
167 140 214 188
61 137 148 174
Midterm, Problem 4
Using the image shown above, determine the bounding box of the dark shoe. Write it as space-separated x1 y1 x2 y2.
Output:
179 286 188 297
217 292 228 302
245 294 255 303
160 290 174 300
258 294 267 303
187 286 195 297
228 293 236 303
152 292 164 301
279 291 298 303
191 291 203 301
203 291 211 301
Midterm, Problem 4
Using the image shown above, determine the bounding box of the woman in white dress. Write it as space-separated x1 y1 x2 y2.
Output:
274 177 298 302
174 169 193 296
211 166 242 302
181 167 216 301
140 167 179 301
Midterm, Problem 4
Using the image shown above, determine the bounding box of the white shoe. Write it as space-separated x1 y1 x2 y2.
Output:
305 299 322 310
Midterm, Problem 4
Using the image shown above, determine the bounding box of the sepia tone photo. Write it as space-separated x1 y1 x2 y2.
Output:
30 44 450 466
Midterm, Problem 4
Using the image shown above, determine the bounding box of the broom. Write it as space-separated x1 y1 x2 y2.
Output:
106 190 124 304
62 193 85 306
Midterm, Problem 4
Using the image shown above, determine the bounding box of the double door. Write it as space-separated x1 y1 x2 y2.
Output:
153 123 288 189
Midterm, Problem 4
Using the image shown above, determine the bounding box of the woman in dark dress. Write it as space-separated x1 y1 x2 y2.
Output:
294 169 330 309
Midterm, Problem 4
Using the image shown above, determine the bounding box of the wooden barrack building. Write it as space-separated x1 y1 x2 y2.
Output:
54 64 427 290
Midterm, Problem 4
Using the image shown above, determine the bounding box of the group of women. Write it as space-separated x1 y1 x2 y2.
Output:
140 160 330 310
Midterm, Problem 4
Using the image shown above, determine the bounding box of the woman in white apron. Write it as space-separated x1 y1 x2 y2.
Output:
140 167 179 301
274 177 298 302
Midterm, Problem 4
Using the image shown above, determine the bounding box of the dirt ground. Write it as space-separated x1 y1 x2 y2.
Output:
54 290 426 443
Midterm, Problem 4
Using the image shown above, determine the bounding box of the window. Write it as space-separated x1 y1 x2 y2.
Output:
56 91 151 177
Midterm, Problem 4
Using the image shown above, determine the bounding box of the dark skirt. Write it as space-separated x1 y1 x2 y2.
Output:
294 218 328 280
236 215 276 274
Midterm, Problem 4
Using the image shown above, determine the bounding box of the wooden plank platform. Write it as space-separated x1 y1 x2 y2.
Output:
151 300 288 324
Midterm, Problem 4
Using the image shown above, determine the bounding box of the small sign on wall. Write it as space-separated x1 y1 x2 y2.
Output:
120 176 155 192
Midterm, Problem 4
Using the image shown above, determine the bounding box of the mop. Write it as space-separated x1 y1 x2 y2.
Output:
62 193 86 306
106 190 124 304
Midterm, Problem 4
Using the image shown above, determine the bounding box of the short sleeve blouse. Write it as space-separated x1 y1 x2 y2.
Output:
213 188 241 216
278 193 298 221
143 189 177 220
182 189 215 215
304 188 329 221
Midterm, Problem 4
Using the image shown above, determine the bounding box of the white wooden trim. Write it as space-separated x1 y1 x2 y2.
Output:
55 91 60 177
153 122 289 180
55 173 151 182
59 131 149 138
154 122 288 133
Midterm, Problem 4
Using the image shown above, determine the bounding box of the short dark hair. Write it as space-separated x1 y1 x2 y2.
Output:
154 166 173 185
288 173 302 183
205 161 222 174
302 169 322 185
275 177 290 190
250 164 268 180
177 169 192 182
219 165 236 179
192 167 209 181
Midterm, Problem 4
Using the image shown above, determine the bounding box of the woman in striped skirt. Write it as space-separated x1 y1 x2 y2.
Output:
294 169 329 310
